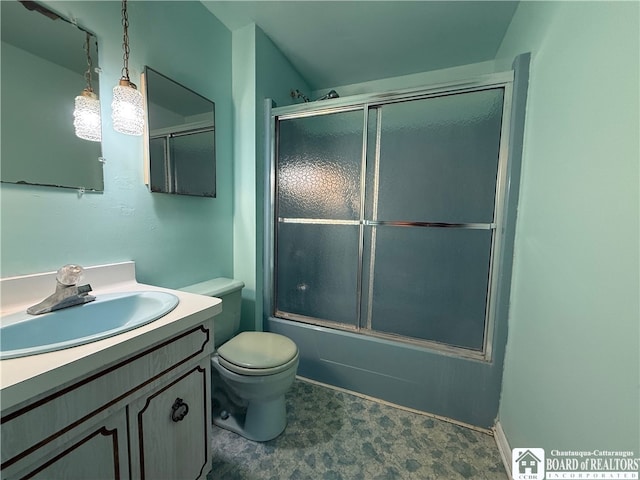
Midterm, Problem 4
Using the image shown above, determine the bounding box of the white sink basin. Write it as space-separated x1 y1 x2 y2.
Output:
0 291 179 360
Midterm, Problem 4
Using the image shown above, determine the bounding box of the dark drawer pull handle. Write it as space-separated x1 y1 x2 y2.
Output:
171 398 189 422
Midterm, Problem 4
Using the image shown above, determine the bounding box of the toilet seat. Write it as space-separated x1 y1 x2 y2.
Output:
217 332 298 376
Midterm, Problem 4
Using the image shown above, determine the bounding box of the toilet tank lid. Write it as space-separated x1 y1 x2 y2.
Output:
179 278 244 297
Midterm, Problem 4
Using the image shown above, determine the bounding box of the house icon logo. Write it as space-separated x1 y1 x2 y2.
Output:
511 448 545 480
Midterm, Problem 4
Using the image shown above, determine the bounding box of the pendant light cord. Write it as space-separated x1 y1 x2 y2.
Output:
120 0 130 81
83 32 94 93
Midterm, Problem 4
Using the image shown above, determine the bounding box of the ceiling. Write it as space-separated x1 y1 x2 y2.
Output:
202 1 519 91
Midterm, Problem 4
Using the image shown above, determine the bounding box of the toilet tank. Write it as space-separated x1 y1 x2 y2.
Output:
179 278 244 347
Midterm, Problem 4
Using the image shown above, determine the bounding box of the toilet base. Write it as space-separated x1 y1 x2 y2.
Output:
213 396 287 442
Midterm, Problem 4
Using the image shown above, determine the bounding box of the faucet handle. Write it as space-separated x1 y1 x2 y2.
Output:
56 264 84 286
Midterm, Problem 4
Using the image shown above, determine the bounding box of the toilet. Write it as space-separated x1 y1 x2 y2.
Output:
179 278 299 442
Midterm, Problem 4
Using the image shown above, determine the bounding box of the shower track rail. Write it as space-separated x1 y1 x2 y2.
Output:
278 218 496 230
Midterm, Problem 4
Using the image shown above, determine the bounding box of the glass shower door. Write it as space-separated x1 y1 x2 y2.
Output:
363 88 505 350
272 86 508 354
275 109 365 328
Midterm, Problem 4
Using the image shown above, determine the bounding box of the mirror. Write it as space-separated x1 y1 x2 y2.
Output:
1 1 104 192
143 66 216 197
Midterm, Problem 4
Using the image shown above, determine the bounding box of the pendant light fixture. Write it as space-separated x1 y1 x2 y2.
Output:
111 0 144 136
73 32 102 142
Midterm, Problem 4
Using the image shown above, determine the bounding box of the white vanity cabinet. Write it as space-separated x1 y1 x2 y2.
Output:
1 320 214 480
128 358 210 480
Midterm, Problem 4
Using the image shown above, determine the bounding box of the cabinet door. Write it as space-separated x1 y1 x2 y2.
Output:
129 360 211 480
8 412 129 480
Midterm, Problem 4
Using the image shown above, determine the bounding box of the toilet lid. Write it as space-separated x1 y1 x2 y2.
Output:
217 332 298 370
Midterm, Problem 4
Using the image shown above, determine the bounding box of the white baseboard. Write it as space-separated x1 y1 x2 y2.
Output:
493 421 512 479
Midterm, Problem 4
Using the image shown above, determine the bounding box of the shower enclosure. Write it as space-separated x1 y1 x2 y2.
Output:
264 62 529 427
268 76 512 358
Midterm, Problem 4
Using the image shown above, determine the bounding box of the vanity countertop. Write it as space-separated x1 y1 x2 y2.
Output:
0 262 221 411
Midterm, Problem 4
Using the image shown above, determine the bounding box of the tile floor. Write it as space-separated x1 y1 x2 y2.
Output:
208 379 507 479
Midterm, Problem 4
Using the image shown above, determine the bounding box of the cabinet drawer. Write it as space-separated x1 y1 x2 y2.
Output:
129 358 211 480
1 323 212 471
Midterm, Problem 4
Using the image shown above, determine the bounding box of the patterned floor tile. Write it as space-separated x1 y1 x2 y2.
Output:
209 380 507 479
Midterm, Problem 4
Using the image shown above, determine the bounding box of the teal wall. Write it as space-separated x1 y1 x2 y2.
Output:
311 58 510 98
1 1 234 289
231 23 310 332
497 1 639 451
255 26 310 109
232 23 258 332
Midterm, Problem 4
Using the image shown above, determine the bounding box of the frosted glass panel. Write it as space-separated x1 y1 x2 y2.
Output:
278 110 364 220
369 226 492 350
276 223 359 326
376 88 504 223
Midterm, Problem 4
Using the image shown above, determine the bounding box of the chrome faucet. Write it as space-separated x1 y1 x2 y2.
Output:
27 264 96 315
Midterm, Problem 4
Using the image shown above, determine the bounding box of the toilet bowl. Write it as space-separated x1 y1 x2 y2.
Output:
179 278 298 442
212 331 299 441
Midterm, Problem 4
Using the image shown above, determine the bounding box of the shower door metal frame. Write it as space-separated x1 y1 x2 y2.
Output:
265 71 515 362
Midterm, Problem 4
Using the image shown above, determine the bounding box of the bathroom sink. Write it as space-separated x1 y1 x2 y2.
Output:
0 291 179 360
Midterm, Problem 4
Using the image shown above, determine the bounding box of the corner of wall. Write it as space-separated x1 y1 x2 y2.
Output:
231 22 258 333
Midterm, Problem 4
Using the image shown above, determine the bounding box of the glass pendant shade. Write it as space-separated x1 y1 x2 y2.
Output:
73 90 102 142
111 79 144 136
